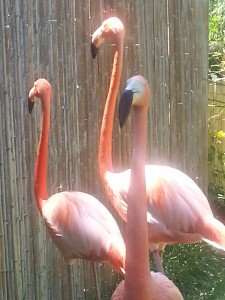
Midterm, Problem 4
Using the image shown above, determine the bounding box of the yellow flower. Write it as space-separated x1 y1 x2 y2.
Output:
216 130 225 139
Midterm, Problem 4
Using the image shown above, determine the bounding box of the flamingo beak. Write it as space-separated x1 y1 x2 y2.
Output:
28 101 34 113
119 90 133 128
28 86 36 113
91 25 105 59
90 43 98 59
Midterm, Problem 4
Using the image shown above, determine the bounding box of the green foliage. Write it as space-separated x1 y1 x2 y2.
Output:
209 0 225 78
208 125 225 205
208 0 225 203
163 244 225 299
209 1 225 44
106 244 225 299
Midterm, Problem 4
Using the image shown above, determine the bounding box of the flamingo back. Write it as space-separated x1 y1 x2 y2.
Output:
150 272 184 299
111 273 184 300
145 165 212 232
105 165 224 247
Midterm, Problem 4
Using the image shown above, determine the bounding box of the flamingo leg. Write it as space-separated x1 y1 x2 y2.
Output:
152 250 165 274
92 262 100 300
66 264 73 297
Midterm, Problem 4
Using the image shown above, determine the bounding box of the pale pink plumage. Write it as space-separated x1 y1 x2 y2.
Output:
111 273 183 300
91 17 225 274
106 165 225 253
112 75 183 299
42 191 125 268
28 78 125 272
92 18 225 272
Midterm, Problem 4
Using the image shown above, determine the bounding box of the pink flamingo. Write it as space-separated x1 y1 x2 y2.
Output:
91 17 225 273
28 78 126 277
112 75 183 299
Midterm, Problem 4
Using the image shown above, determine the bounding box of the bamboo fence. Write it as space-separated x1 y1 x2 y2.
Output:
0 0 208 299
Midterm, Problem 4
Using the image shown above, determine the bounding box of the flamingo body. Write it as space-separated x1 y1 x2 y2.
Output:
91 18 225 273
112 272 183 300
28 78 125 273
112 76 183 299
106 165 225 252
42 191 125 269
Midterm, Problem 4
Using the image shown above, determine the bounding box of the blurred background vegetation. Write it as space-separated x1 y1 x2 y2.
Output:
208 0 225 79
208 0 225 209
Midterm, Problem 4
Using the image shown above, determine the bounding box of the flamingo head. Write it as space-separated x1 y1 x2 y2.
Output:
28 78 51 113
91 17 125 59
119 75 150 128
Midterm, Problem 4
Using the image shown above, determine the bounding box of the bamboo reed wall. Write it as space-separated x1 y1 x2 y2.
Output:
0 0 208 299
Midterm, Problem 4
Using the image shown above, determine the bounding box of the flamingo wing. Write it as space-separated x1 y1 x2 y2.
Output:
111 280 124 300
145 165 212 233
42 191 125 263
106 165 225 247
105 170 172 238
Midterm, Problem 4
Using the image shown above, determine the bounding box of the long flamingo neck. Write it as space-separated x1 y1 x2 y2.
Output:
125 107 150 299
99 40 123 179
34 95 50 212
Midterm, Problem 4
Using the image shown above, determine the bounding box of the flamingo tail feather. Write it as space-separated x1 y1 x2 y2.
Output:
202 216 225 252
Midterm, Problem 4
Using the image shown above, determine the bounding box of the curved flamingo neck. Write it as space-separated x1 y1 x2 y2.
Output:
99 40 124 180
34 94 50 212
125 107 150 299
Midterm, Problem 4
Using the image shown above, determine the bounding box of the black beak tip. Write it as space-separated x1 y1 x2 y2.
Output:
28 101 34 113
91 43 98 59
119 117 125 128
118 90 133 129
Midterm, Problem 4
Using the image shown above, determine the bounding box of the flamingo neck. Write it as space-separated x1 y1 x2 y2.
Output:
34 95 50 212
125 107 151 298
99 40 123 179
